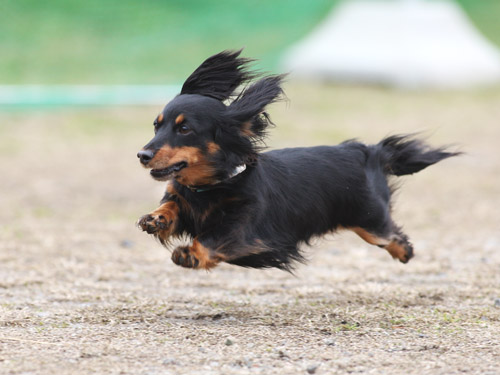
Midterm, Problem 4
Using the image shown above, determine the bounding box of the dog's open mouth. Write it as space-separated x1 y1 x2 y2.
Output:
150 161 187 179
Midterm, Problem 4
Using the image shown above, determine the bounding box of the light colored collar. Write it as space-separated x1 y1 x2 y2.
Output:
227 164 247 179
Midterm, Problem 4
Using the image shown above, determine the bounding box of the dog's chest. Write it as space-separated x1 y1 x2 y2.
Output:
180 195 238 236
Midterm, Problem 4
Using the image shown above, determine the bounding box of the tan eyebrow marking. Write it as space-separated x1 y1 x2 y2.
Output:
206 142 220 154
157 113 164 123
175 114 185 125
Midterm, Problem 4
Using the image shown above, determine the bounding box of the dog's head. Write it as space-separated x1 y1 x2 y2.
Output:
137 50 284 187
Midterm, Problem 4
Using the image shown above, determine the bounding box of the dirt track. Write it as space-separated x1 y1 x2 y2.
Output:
1 85 499 374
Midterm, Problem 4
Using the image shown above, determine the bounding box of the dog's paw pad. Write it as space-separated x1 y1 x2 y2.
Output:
171 246 200 268
137 214 171 234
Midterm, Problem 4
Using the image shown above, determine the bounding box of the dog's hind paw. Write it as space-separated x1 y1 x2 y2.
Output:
137 214 171 234
398 238 414 264
387 235 414 264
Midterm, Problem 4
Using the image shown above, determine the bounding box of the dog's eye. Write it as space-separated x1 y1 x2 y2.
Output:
177 124 192 135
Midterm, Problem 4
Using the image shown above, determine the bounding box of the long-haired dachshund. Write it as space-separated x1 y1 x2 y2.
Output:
137 50 458 271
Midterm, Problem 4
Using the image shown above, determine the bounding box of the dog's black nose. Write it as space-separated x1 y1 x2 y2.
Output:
137 149 154 165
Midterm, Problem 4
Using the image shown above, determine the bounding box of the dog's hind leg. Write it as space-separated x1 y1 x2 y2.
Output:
350 224 414 264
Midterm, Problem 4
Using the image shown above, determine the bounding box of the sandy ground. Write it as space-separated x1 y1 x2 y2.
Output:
1 85 499 374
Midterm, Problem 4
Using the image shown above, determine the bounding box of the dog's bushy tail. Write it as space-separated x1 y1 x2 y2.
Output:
378 135 460 176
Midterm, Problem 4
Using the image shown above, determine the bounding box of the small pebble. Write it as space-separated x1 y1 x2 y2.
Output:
494 298 500 308
307 364 319 374
277 349 289 359
162 358 178 365
225 338 234 346
212 312 224 320
323 338 335 346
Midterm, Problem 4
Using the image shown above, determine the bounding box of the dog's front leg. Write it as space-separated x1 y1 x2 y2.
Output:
137 201 179 241
171 239 226 270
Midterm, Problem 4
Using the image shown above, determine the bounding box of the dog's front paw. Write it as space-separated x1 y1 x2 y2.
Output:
170 240 223 270
137 213 171 234
137 202 179 238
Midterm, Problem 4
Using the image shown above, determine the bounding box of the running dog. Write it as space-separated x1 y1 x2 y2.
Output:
137 50 459 271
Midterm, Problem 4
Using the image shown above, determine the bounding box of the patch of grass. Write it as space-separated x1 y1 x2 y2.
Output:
32 206 54 219
0 0 333 83
334 321 361 332
457 0 500 46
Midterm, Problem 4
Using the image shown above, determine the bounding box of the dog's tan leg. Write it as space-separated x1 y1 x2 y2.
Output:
350 226 414 264
137 201 179 242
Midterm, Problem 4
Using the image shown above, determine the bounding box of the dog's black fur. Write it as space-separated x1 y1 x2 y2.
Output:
137 50 459 271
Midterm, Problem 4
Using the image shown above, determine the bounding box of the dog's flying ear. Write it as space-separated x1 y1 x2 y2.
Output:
227 75 285 139
180 50 254 101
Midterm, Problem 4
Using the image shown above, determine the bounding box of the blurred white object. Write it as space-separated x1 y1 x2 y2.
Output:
282 0 500 88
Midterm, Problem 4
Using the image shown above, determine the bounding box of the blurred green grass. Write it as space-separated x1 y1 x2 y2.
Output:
0 0 499 84
0 0 332 83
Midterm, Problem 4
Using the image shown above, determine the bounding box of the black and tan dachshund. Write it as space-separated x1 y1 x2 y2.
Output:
137 50 458 271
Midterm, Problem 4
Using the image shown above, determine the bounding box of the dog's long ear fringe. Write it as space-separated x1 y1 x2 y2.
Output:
180 49 255 101
227 74 286 140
